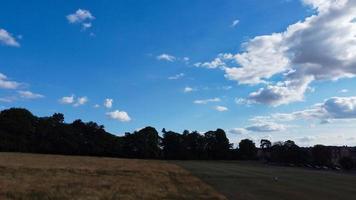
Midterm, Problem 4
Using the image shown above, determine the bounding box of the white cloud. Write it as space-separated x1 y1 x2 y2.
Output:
231 19 240 27
247 76 314 106
215 106 228 112
74 96 88 107
157 54 176 62
0 97 16 103
18 91 44 99
184 87 194 93
194 54 232 69
197 0 356 105
59 95 75 104
93 104 100 108
245 121 286 132
82 23 92 30
228 128 247 135
168 73 185 80
67 9 95 23
194 98 221 104
104 98 113 109
0 73 20 89
257 96 356 124
339 89 349 93
0 29 20 47
67 9 95 30
182 57 190 63
323 96 356 119
106 110 131 122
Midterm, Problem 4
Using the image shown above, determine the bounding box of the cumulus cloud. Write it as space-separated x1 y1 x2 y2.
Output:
257 96 356 124
104 98 113 109
197 0 356 105
194 98 221 104
59 95 88 106
248 76 314 106
74 96 88 107
0 73 20 89
67 9 95 30
215 106 228 112
168 73 185 80
59 95 75 104
106 110 131 122
339 89 349 93
0 29 20 47
18 91 44 99
157 54 176 62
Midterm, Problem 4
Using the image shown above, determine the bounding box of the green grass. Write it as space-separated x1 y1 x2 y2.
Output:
175 160 356 200
1 153 356 200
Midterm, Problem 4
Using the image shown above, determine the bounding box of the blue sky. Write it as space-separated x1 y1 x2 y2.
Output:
1 0 356 146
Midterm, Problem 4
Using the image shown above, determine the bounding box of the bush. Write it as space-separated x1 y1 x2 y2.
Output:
339 157 354 170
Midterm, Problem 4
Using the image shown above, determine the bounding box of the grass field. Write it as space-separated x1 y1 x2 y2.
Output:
0 153 225 200
175 160 356 200
1 153 356 200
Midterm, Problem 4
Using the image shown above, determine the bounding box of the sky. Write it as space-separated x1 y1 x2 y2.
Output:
1 0 356 147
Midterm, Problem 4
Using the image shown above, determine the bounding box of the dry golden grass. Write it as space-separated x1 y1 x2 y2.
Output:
0 153 226 200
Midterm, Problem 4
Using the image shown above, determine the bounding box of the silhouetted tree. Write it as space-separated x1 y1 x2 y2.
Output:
260 139 272 162
52 113 64 124
122 127 160 159
312 145 332 166
260 139 272 149
0 107 354 166
339 157 354 170
162 129 183 159
204 129 231 159
239 139 257 160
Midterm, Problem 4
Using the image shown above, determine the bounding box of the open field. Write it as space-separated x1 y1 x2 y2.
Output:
175 160 356 200
0 153 225 200
1 153 356 200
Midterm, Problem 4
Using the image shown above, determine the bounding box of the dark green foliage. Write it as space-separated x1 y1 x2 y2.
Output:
0 107 353 165
339 157 354 170
161 129 230 160
312 145 332 166
238 139 257 160
122 127 160 159
268 140 310 164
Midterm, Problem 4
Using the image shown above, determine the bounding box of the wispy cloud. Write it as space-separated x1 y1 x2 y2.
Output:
184 87 195 93
0 28 20 47
18 91 44 99
194 98 221 104
231 19 240 27
215 106 228 112
168 73 185 80
156 54 176 62
0 73 21 89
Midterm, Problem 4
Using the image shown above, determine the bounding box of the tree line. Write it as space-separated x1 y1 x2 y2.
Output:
0 108 355 170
